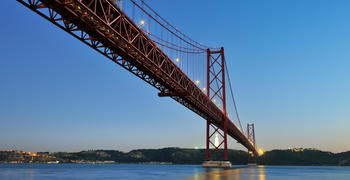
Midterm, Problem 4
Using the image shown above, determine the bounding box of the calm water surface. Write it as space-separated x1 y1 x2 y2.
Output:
0 164 349 180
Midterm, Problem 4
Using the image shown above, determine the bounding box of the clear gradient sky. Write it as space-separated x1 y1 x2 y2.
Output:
1 0 350 153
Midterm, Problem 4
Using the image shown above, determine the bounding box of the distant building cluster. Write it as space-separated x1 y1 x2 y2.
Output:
0 150 115 164
288 148 318 152
0 150 59 164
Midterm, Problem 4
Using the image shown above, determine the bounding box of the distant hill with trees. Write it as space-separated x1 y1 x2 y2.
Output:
1 148 350 165
259 149 350 166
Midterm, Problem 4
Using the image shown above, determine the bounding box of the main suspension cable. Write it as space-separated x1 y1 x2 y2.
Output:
146 31 205 52
129 0 206 50
137 0 210 49
224 60 244 133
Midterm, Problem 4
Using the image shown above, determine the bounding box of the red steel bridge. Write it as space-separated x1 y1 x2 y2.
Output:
17 0 259 161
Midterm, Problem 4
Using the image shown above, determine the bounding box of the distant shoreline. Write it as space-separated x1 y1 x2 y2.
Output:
0 163 348 167
1 148 349 166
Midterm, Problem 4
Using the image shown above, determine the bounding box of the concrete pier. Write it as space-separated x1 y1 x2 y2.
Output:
248 163 257 166
202 161 232 168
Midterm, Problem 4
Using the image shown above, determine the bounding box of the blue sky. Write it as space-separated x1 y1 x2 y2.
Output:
1 0 350 153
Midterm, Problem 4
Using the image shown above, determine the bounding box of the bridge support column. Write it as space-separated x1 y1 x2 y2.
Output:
204 47 229 164
248 150 257 165
247 123 257 165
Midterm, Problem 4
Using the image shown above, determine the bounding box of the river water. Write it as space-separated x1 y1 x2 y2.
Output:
0 164 349 180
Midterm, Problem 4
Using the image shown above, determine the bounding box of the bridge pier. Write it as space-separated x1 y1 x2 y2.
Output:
202 161 232 168
247 151 257 166
247 124 258 165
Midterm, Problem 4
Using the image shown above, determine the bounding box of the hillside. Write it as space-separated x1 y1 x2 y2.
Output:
1 148 349 165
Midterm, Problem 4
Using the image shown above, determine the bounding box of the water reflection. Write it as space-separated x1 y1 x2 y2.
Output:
1 164 350 179
29 168 34 180
190 165 266 180
258 166 265 180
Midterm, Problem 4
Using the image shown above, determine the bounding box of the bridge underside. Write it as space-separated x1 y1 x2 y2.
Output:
17 0 258 156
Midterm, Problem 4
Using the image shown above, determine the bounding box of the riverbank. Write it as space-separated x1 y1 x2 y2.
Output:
1 148 349 166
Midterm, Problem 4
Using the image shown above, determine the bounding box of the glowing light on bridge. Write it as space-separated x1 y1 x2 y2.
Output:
202 88 206 91
195 80 200 84
258 149 264 156
175 58 180 62
140 20 145 25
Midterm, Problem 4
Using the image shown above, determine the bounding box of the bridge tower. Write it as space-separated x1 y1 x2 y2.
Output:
205 47 228 161
247 123 257 164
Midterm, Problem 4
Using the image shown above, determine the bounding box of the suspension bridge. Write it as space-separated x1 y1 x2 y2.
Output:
17 0 259 165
